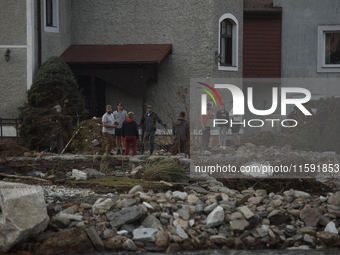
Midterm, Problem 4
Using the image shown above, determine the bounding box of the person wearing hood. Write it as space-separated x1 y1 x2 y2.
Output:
139 105 167 155
171 112 190 155
122 111 139 156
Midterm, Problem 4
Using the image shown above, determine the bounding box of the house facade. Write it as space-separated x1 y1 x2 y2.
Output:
0 0 243 128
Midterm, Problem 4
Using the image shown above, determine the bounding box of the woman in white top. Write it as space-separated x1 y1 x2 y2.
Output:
229 108 241 150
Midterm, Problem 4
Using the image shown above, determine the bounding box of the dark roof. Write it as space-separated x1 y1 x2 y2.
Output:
60 44 172 64
244 0 281 11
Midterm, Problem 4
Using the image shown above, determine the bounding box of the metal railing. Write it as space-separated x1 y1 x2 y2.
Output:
0 118 20 144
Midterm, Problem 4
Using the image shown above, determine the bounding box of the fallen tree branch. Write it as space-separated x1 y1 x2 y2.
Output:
0 173 52 184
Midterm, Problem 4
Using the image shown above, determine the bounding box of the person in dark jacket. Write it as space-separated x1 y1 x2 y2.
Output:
122 112 139 156
171 112 190 155
139 105 166 155
216 104 229 149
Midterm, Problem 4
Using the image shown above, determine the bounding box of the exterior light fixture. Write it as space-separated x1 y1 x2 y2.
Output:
4 49 10 62
215 51 222 62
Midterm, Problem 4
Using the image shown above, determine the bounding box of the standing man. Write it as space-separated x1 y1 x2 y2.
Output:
216 104 229 149
113 102 128 155
229 106 242 150
139 105 166 155
171 112 190 155
122 112 139 156
102 105 117 155
201 103 214 151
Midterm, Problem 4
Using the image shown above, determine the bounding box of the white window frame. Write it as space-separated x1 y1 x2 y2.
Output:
218 13 239 72
44 0 59 33
317 25 340 73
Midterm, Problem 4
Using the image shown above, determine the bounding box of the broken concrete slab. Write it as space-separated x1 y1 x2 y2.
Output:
0 181 49 252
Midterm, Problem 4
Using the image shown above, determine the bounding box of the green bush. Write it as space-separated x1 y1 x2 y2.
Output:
18 57 86 151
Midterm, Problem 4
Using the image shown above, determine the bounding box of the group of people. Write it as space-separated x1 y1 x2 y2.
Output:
201 103 241 151
102 103 190 156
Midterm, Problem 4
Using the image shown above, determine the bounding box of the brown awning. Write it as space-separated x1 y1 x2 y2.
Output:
60 44 172 64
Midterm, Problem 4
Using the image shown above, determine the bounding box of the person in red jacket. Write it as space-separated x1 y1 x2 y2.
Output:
122 112 139 156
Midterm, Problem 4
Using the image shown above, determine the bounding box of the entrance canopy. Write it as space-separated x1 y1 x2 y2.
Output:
60 44 172 116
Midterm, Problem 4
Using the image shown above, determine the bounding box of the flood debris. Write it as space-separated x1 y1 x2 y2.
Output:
0 181 49 252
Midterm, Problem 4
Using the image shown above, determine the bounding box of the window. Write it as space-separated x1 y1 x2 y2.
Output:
317 26 340 73
218 14 238 71
44 0 59 33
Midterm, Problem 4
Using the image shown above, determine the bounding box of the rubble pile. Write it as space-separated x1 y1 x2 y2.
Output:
8 181 340 254
0 139 29 157
71 118 107 154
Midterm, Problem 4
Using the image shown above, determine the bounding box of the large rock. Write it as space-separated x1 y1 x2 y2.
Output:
0 181 49 252
85 227 105 252
177 205 190 220
106 205 144 228
86 169 106 179
172 191 188 200
122 239 138 251
92 198 115 214
327 194 340 206
131 166 144 179
230 219 249 231
155 231 170 247
206 206 225 228
72 169 87 180
300 207 321 227
141 215 161 229
133 228 158 242
129 185 143 194
36 229 94 255
210 235 228 244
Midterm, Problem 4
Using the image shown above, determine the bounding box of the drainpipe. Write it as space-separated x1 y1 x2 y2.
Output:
37 0 42 68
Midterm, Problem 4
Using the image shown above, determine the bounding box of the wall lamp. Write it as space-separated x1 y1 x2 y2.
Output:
4 49 10 62
215 51 222 62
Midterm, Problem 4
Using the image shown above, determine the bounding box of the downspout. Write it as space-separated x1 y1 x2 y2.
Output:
37 0 42 68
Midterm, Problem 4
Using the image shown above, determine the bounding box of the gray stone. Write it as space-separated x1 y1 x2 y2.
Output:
92 198 114 214
239 206 254 219
51 214 70 228
318 215 331 226
206 206 225 228
141 215 161 229
324 221 338 234
256 228 268 237
72 169 87 180
87 168 106 179
131 166 144 179
176 226 188 238
106 205 144 229
300 207 320 227
165 243 181 253
172 191 188 200
129 185 143 194
85 227 105 252
0 182 49 252
115 198 137 209
133 228 158 242
327 194 340 206
122 239 138 251
230 219 249 231
210 235 228 244
62 205 78 214
303 234 314 243
195 204 204 213
177 205 190 220
155 231 170 247
120 224 137 234
204 203 218 213
219 200 237 210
